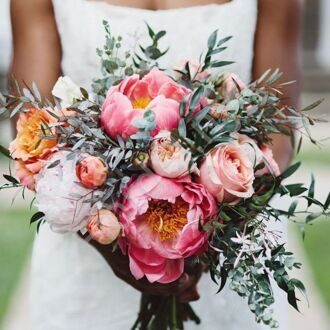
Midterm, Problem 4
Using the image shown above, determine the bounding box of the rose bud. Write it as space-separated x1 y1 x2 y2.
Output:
209 103 228 120
150 130 198 178
76 156 108 189
87 209 121 245
133 152 150 168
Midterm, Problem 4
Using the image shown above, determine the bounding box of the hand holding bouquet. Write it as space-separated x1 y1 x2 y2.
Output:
1 22 329 329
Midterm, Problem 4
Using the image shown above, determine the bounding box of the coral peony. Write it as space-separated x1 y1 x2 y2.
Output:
118 174 217 283
87 209 122 245
100 68 190 140
149 131 197 178
76 155 108 189
9 108 58 162
35 151 102 233
199 140 255 204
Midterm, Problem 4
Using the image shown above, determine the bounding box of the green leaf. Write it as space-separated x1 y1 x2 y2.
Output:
306 212 323 223
146 23 155 38
178 119 187 138
288 200 298 215
10 103 24 118
190 85 205 111
307 174 315 206
216 35 233 47
154 30 166 42
3 174 19 185
280 162 301 179
324 192 330 210
0 145 11 159
301 98 324 112
207 30 218 49
30 211 45 225
210 61 235 68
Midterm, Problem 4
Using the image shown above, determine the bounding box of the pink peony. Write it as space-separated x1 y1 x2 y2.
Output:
118 174 217 283
199 140 255 204
149 131 197 178
87 209 122 245
100 68 190 140
76 155 108 189
256 145 281 177
219 73 245 99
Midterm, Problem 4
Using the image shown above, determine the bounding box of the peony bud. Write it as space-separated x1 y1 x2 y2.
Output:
87 209 121 245
76 156 108 189
133 152 150 168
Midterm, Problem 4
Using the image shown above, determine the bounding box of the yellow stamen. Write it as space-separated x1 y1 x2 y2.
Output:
144 198 189 241
132 98 152 109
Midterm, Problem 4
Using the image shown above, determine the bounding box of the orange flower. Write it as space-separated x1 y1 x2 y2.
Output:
9 108 58 161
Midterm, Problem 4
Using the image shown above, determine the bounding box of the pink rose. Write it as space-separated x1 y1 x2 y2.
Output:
87 209 122 245
76 155 108 189
149 131 197 178
100 68 190 140
256 145 280 177
174 58 210 81
219 73 245 99
199 140 255 204
231 133 263 166
118 174 217 283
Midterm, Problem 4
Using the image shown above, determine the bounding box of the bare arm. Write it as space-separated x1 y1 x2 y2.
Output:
253 0 304 171
10 0 61 99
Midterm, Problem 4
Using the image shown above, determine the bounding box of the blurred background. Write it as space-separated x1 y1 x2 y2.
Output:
0 0 329 329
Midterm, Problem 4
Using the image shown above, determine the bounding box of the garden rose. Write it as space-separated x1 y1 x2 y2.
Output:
76 155 108 189
9 108 58 162
35 151 102 233
100 68 190 140
174 58 210 81
199 140 255 204
149 131 197 178
52 76 83 108
232 133 263 166
118 174 217 283
87 209 122 245
256 145 281 177
219 73 245 99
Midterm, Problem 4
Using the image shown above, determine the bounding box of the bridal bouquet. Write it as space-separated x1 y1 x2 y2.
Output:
1 21 329 329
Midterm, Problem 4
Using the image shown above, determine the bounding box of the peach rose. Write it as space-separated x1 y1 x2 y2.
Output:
9 108 58 162
149 131 197 178
87 209 122 245
199 141 255 204
219 73 245 99
76 155 108 189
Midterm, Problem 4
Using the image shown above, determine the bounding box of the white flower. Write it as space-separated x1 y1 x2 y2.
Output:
149 130 198 178
35 151 102 233
52 76 83 108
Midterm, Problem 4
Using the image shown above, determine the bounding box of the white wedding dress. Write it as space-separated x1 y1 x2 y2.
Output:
31 0 288 329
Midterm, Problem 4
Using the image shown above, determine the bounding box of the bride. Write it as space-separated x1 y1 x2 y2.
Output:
10 0 303 329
